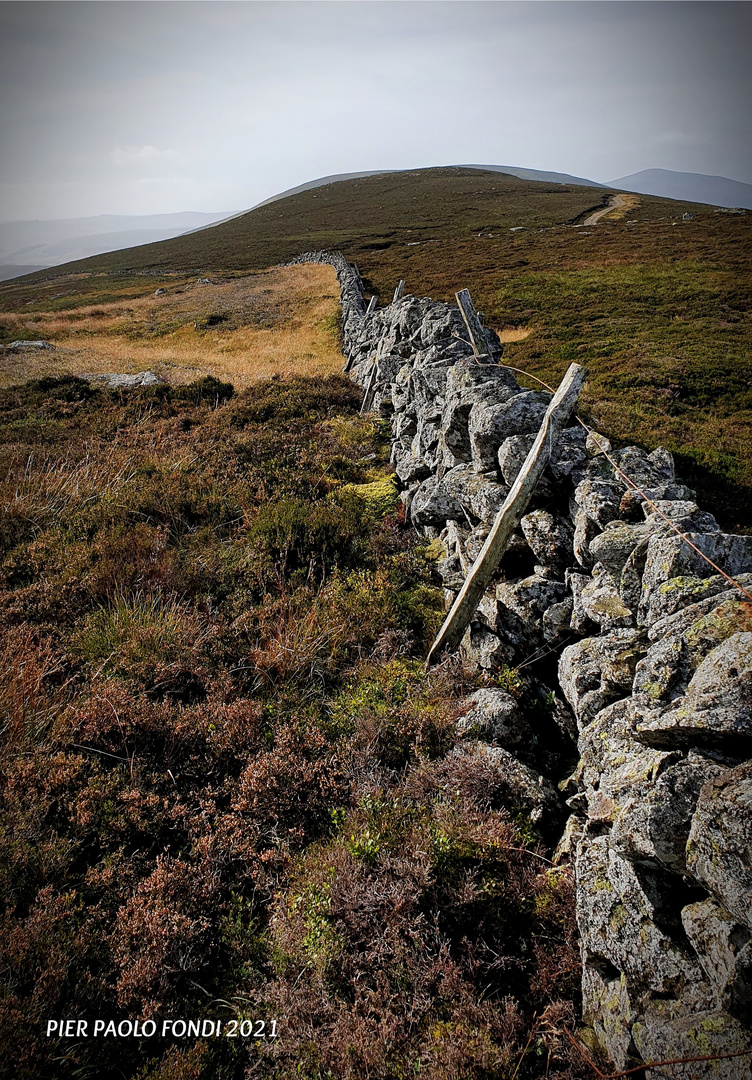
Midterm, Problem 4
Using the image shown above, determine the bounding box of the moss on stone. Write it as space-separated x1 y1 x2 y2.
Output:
339 473 400 518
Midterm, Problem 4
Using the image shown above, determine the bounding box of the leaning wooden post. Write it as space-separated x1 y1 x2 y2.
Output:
392 280 405 303
365 295 377 317
426 363 587 667
360 333 387 415
456 288 489 358
360 360 380 415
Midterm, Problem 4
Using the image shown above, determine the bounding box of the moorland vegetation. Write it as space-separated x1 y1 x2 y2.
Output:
1 165 750 1079
0 373 585 1079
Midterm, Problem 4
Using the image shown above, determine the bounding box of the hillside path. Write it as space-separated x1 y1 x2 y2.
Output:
578 192 632 226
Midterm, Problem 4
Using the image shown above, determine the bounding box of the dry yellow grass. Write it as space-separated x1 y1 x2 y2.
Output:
0 263 344 389
494 326 532 343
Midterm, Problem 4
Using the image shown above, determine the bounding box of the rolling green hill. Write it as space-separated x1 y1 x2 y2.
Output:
2 165 751 529
9 167 611 279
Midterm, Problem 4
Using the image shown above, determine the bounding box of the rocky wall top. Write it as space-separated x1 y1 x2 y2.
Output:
291 251 752 1076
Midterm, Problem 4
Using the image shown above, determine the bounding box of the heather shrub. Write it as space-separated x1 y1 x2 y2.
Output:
330 659 459 768
233 723 350 847
248 494 369 580
0 625 61 749
111 855 219 1013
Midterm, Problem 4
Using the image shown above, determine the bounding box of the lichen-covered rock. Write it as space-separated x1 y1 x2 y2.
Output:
576 835 704 993
579 567 635 630
590 520 651 576
456 688 529 747
498 433 536 485
478 593 539 659
581 963 635 1072
549 426 588 482
410 475 464 526
611 754 726 873
635 629 752 750
643 574 752 630
559 630 648 727
687 764 752 932
390 362 413 413
419 306 467 347
577 699 679 826
543 598 574 643
521 510 574 575
588 505 715 590
639 533 752 622
575 476 624 529
682 899 752 1021
469 390 550 471
568 570 594 633
85 370 164 388
467 477 508 522
496 573 567 624
573 506 601 569
632 1003 751 1080
554 813 586 865
465 523 491 562
395 435 433 485
461 620 512 670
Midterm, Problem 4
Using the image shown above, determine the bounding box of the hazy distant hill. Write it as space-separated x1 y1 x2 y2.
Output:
457 164 601 187
607 168 752 209
0 211 235 273
0 263 47 282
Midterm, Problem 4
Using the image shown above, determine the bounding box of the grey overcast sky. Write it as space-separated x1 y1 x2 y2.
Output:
0 1 750 221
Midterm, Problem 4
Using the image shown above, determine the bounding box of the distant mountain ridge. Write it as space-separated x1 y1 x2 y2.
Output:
606 168 752 209
0 211 235 272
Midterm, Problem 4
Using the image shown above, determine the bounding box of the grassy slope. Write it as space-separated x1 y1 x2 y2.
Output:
3 166 750 529
8 168 611 278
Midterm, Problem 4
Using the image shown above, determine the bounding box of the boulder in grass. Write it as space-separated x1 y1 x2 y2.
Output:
5 339 53 349
83 371 166 388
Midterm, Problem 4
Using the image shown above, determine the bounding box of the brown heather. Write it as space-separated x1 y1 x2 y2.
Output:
0 372 589 1079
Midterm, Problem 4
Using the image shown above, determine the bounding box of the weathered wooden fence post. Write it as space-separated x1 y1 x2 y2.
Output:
359 358 380 415
365 295 377 318
393 280 405 303
455 289 489 359
426 362 587 666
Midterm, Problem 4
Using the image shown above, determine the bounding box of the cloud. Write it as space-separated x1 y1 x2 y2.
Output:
111 145 179 166
652 131 702 147
135 176 196 188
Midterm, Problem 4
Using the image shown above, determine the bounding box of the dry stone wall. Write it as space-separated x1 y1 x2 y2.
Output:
291 252 752 1076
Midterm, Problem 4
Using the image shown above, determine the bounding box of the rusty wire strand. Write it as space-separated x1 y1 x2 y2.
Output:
564 1026 752 1079
500 363 752 605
